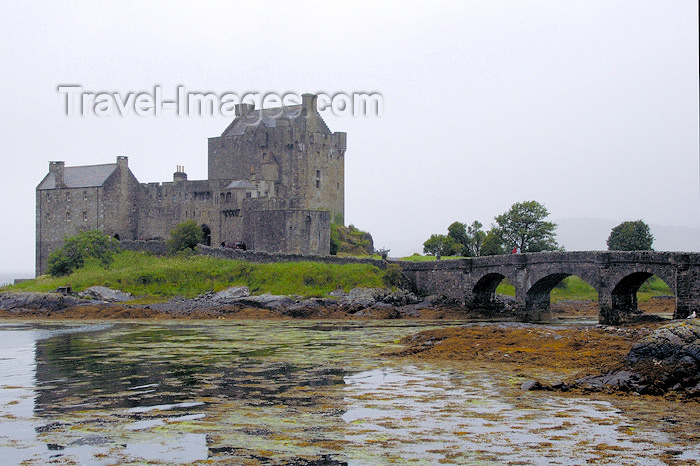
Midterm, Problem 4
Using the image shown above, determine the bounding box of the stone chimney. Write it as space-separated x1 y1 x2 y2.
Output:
117 156 128 169
174 165 187 182
235 103 256 117
301 93 317 115
49 161 65 188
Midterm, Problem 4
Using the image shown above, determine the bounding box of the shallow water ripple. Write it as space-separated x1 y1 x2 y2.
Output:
0 320 697 464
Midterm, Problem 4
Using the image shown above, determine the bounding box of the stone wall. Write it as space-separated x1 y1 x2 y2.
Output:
195 245 386 268
119 240 169 256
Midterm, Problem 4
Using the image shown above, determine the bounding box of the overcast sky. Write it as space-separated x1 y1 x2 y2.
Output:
1 0 698 275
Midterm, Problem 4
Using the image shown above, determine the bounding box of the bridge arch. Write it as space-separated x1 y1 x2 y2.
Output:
472 273 512 310
609 271 675 320
523 272 599 321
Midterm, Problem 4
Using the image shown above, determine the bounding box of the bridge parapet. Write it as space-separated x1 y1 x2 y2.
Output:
398 251 700 324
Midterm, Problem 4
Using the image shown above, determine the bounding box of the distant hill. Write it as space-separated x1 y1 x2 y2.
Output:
553 218 700 252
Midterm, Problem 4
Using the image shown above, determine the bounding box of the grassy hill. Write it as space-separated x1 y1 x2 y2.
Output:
2 251 393 300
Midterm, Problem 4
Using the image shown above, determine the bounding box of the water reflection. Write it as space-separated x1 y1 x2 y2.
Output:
0 321 697 464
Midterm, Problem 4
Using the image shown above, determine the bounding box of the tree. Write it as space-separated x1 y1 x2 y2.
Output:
423 234 460 257
493 200 559 253
447 221 468 255
47 230 119 276
480 228 505 256
167 220 203 253
607 220 654 251
466 220 486 256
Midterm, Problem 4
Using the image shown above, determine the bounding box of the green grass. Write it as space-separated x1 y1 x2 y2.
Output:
495 275 673 302
399 253 464 261
1 251 390 299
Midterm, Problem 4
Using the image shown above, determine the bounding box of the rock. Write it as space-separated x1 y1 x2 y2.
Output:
78 286 132 302
572 320 700 395
382 289 420 306
625 321 700 365
520 380 544 391
210 286 251 302
576 370 643 393
341 288 387 309
0 292 87 312
235 293 295 310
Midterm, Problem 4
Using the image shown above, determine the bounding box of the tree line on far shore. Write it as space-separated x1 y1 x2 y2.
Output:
423 200 654 257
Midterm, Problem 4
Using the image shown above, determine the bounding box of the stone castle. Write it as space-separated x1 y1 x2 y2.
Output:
36 94 346 275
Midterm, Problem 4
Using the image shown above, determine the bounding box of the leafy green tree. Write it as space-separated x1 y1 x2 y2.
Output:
607 220 654 251
466 220 486 256
447 221 468 255
423 234 460 257
47 230 119 276
493 200 559 252
480 228 505 256
167 220 203 253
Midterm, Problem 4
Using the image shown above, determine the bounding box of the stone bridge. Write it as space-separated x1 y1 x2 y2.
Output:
398 251 700 325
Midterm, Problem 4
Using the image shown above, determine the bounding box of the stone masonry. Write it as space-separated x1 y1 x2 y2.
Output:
398 251 700 324
36 94 345 275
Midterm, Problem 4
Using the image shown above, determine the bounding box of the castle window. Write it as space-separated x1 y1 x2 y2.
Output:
46 193 51 202
66 212 71 221
226 192 231 203
83 190 87 201
82 211 87 221
66 192 70 201
46 213 50 221
315 170 321 189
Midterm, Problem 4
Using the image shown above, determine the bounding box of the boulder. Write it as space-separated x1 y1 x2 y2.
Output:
210 286 251 302
574 319 700 395
78 286 132 302
234 293 295 310
0 292 86 312
340 288 387 309
382 289 420 306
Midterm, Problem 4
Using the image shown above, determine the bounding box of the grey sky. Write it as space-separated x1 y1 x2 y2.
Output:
1 1 698 274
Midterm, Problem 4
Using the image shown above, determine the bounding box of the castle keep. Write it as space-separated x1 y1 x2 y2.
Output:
36 94 346 275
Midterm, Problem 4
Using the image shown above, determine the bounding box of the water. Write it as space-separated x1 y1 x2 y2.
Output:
0 320 697 464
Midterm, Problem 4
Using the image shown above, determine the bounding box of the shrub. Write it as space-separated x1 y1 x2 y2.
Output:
47 230 119 276
167 220 202 253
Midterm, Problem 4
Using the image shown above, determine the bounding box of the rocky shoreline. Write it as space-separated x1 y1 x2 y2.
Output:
0 286 480 320
2 287 697 398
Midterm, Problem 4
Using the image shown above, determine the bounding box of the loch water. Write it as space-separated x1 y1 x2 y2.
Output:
0 320 698 465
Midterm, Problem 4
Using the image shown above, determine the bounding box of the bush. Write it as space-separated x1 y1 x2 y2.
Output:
167 220 202 253
607 220 654 251
47 230 119 276
383 264 405 287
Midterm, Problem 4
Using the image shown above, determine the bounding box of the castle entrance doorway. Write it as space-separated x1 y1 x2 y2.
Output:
201 224 211 246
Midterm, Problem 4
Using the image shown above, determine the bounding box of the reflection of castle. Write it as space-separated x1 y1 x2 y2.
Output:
35 94 346 275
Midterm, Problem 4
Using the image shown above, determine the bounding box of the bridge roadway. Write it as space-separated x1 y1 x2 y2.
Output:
397 251 700 325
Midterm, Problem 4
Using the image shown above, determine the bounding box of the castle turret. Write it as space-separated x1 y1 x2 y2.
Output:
301 93 317 115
